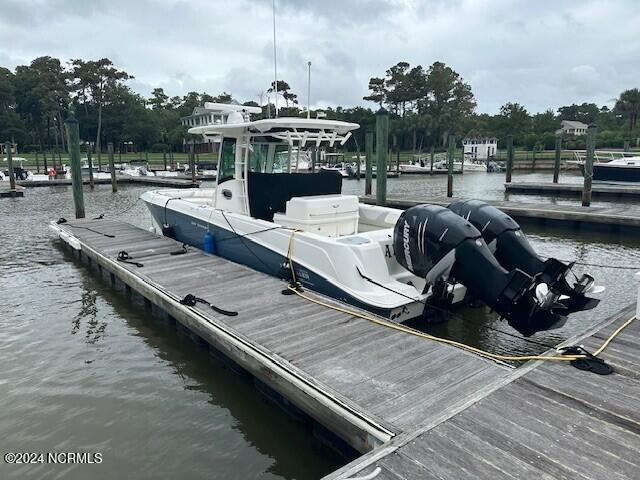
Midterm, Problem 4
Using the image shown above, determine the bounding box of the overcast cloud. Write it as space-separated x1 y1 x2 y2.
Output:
2 0 639 113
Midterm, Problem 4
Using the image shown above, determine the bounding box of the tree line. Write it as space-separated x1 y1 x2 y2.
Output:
1 56 639 154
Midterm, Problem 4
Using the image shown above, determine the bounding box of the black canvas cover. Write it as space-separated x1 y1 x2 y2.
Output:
247 171 343 221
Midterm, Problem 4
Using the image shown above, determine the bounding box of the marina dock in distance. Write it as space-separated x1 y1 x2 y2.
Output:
50 218 640 480
361 195 640 234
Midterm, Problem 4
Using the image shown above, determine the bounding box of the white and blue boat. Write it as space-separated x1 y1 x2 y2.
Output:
141 104 602 335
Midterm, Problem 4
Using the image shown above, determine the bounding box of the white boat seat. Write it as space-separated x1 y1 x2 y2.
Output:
273 194 359 237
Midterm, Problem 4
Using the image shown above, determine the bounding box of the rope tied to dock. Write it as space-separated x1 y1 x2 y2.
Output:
284 230 636 365
116 250 144 267
179 293 238 317
56 217 116 238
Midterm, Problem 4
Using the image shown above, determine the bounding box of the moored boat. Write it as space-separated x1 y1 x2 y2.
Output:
141 106 603 335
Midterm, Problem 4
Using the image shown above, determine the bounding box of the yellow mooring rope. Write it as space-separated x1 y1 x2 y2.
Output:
285 230 635 363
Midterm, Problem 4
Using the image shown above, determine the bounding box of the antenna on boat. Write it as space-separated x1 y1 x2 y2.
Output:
307 61 311 119
272 0 278 117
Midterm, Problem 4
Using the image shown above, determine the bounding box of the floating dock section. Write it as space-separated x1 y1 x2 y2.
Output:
0 184 25 198
50 219 639 479
361 195 640 234
505 181 640 200
18 176 199 188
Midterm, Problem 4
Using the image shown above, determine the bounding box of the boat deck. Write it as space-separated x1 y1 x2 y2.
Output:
51 218 639 478
505 181 640 199
361 195 640 233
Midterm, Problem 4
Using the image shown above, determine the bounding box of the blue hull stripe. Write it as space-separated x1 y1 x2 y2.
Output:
148 205 394 318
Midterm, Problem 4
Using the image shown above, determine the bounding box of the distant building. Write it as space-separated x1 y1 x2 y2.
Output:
181 105 231 153
556 120 588 136
462 137 497 160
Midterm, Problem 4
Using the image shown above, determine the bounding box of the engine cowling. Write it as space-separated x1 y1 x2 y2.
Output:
448 200 600 314
393 204 565 336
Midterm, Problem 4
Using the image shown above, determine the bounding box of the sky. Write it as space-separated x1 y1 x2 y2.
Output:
2 0 639 114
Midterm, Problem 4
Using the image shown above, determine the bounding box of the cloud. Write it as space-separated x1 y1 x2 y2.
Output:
1 0 639 113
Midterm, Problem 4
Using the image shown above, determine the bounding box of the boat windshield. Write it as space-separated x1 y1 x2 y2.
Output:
248 142 293 174
218 137 236 183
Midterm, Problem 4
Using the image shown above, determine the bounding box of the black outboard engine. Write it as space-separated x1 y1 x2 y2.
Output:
393 204 564 336
448 200 600 314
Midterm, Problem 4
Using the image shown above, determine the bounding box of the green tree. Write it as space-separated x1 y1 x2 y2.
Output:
615 88 640 132
71 58 132 155
149 87 169 110
532 109 558 134
13 56 69 151
497 102 530 142
557 103 599 124
420 62 476 146
363 77 386 108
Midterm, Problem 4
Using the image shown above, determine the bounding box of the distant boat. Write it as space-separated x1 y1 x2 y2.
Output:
572 151 640 184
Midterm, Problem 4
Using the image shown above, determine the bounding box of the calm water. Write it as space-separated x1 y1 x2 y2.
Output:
1 173 639 479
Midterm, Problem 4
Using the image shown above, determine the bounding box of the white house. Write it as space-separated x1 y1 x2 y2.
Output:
462 137 498 160
556 120 588 136
180 104 233 152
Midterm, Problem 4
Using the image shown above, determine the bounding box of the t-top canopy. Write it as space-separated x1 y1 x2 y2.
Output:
189 117 360 147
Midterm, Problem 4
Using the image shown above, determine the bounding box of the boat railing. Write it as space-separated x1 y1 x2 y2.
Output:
570 149 638 164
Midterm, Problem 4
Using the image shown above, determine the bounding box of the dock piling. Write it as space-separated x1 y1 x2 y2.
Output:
64 117 86 219
108 142 117 193
553 135 562 184
375 109 389 206
582 124 596 207
430 145 434 175
189 143 196 183
163 151 167 171
5 142 16 191
505 134 514 183
87 144 95 189
624 140 630 152
365 132 373 195
447 135 455 197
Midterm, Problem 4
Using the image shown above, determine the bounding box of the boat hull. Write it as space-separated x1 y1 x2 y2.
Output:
146 203 405 320
593 164 640 183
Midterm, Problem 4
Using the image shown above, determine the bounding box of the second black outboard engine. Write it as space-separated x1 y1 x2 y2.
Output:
393 204 564 336
448 200 600 314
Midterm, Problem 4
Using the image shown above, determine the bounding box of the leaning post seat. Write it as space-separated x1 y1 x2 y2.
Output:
247 171 343 222
273 195 360 237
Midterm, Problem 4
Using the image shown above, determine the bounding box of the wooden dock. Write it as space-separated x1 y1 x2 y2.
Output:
505 181 640 199
17 175 199 188
50 219 514 452
50 219 639 479
0 183 25 197
328 306 639 480
361 195 640 233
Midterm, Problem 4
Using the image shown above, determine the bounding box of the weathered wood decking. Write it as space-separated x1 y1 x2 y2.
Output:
361 195 640 233
51 219 639 479
51 219 514 453
505 181 640 199
328 307 639 480
18 175 199 188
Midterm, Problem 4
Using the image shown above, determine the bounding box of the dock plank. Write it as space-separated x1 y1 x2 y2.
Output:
329 306 640 480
